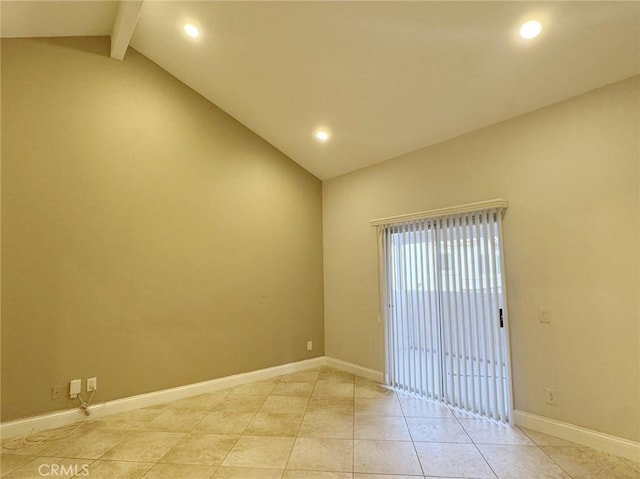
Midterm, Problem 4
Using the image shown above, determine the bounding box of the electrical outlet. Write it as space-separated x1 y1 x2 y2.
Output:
51 385 62 399
69 379 81 399
306 340 313 351
87 377 97 392
546 388 558 405
539 307 551 323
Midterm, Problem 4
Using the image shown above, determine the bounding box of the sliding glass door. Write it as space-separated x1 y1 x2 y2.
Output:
378 205 512 422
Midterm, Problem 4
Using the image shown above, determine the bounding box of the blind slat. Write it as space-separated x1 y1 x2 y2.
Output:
381 206 511 423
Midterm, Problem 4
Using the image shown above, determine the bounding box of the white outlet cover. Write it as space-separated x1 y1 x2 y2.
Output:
87 377 97 392
69 379 81 398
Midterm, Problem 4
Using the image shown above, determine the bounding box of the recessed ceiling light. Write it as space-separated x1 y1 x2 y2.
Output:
184 24 199 38
520 20 542 39
315 130 330 142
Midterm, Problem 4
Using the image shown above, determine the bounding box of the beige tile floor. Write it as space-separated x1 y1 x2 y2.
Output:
1 367 639 478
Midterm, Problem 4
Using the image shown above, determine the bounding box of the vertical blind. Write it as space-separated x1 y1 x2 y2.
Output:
373 200 513 423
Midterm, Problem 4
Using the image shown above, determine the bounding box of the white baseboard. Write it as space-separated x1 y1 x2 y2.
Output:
325 357 384 382
513 410 640 462
0 355 385 441
0 356 326 440
5 359 636 464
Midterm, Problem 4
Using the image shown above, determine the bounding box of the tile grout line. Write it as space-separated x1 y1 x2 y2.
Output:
281 367 320 478
0 455 41 477
450 404 500 479
71 457 100 479
5 372 636 479
519 425 638 478
147 383 266 477
264 374 287 479
148 388 240 475
398 390 427 478
68 421 138 467
523 426 580 479
352 374 356 477
212 379 273 476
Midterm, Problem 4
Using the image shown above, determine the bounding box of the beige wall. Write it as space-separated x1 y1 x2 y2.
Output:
323 76 640 441
1 37 324 421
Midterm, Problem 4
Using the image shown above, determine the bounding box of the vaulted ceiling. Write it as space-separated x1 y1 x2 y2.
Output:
2 1 639 179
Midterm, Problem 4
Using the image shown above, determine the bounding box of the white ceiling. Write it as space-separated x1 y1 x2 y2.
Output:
2 1 639 179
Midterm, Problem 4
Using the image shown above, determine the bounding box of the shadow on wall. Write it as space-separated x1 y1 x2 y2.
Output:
32 36 111 57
